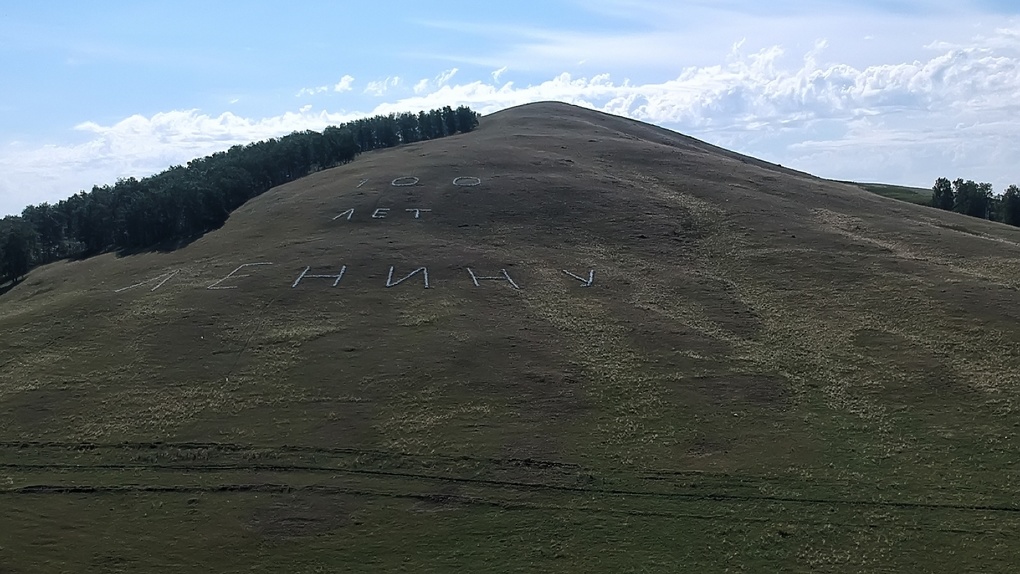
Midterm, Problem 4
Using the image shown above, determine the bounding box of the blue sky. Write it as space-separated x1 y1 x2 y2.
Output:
3 0 1020 215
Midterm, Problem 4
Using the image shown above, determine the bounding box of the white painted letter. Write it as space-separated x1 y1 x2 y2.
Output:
386 266 430 288
356 179 368 188
372 208 390 219
466 268 520 290
114 269 181 293
292 265 347 288
563 269 595 287
333 208 355 221
405 208 432 219
453 177 481 187
391 176 419 187
207 263 273 290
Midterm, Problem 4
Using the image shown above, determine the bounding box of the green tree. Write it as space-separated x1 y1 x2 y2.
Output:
952 179 991 219
396 113 420 144
988 193 1004 223
0 216 39 283
9 105 481 271
418 111 435 139
375 115 400 148
442 105 458 136
1002 184 1020 227
455 106 480 132
21 202 65 261
932 177 954 210
321 126 358 166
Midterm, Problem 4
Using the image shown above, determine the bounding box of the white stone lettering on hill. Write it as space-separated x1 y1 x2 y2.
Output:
563 269 595 287
114 269 181 293
334 207 434 221
386 266 430 289
292 266 347 288
467 268 520 290
166 264 599 293
356 179 368 188
453 177 481 187
391 177 418 187
405 208 431 219
207 263 273 290
333 208 355 221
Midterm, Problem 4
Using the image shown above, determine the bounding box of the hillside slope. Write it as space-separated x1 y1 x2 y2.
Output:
2 102 1020 573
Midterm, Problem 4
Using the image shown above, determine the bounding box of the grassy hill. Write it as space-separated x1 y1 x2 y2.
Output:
840 180 933 205
2 102 1020 573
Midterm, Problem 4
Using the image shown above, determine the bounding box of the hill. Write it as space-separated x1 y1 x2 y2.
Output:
840 180 933 205
2 102 1020 573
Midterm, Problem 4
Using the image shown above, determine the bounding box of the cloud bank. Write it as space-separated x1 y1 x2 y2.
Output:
3 26 1020 215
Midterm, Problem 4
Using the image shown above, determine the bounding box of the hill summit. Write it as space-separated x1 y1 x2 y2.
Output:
3 102 1020 572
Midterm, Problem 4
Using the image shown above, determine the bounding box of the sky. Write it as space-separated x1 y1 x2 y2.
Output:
2 0 1020 216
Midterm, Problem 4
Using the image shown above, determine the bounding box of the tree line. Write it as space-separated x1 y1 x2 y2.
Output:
930 177 1020 226
0 105 480 285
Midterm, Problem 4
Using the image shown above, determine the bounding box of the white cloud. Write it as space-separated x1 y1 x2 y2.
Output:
364 27 1020 190
297 75 354 97
0 107 368 214
363 76 401 96
296 85 328 97
412 69 459 95
334 74 355 92
435 68 458 86
492 66 508 82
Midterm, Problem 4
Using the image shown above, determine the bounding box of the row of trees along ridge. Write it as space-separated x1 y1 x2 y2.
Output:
930 177 1020 226
0 105 479 285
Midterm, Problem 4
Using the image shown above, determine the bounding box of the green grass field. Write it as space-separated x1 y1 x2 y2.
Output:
841 181 933 205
